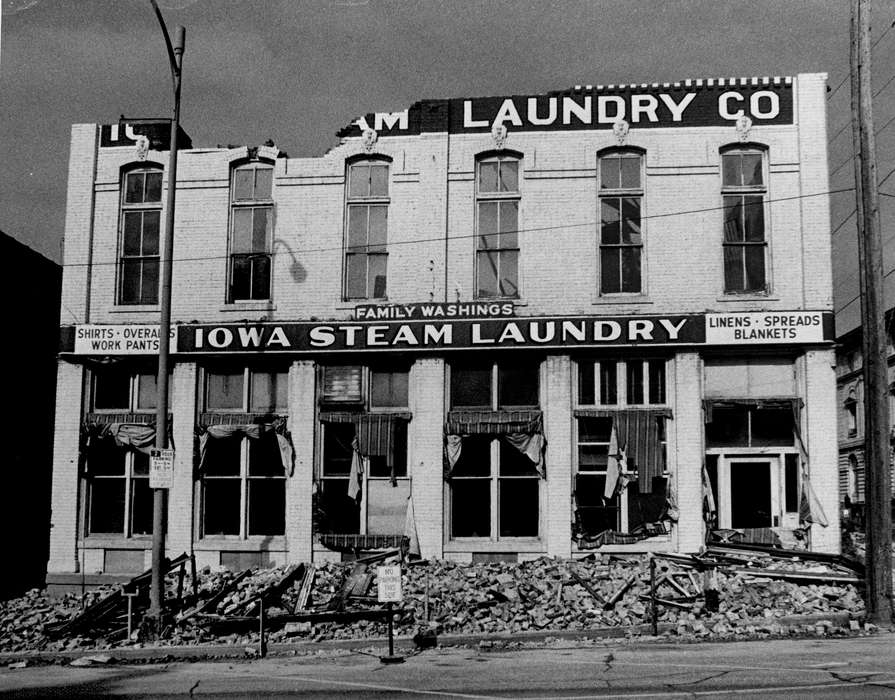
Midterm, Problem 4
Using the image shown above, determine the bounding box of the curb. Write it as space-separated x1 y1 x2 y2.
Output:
0 611 864 665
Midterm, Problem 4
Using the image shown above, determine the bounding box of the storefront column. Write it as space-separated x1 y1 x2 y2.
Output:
409 357 445 559
673 352 704 553
287 360 316 563
167 362 196 557
801 349 841 553
544 355 572 557
47 361 83 574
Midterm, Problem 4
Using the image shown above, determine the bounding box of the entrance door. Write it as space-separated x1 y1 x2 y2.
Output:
729 460 772 528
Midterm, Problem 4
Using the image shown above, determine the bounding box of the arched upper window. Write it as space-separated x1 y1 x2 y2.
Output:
344 157 390 300
118 165 163 305
721 145 768 294
475 151 521 298
228 161 274 302
598 148 644 295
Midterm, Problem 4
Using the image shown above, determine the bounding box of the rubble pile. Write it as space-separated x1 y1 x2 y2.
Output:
0 546 868 654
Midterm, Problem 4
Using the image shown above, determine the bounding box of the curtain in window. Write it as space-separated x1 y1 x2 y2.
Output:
443 410 545 479
196 416 293 476
573 408 672 493
82 416 168 457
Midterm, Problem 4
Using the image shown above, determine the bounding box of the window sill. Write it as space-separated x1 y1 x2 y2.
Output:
572 535 672 553
444 538 544 553
715 294 779 303
80 536 152 548
220 302 276 312
591 295 652 306
336 300 388 311
109 305 159 314
195 537 286 551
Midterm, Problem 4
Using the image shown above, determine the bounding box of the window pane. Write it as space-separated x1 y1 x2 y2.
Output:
368 206 388 250
478 161 498 193
250 371 287 413
125 172 145 204
498 201 518 247
451 364 491 408
88 440 127 475
145 172 162 202
723 196 744 242
89 480 125 534
499 479 538 537
140 259 159 305
369 420 408 477
203 480 241 535
233 169 255 201
601 248 621 294
600 361 617 404
252 209 269 251
744 246 766 291
477 251 499 298
137 373 158 410
705 406 749 447
451 480 491 537
785 454 799 512
723 246 745 292
346 253 367 299
722 154 741 187
206 371 244 410
204 436 242 476
578 443 609 470
621 198 641 244
318 479 360 534
370 164 389 196
578 416 612 443
498 250 518 297
627 362 644 404
249 255 270 300
601 156 620 189
94 368 131 410
370 370 409 407
144 211 160 252
743 196 764 241
323 423 354 475
620 248 641 293
601 199 621 244
322 366 363 403
499 160 518 192
249 433 284 476
742 153 763 186
498 361 538 407
578 362 595 405
648 360 666 404
248 479 285 535
120 260 141 304
369 254 388 298
478 202 498 248
347 206 368 250
499 440 538 476
620 156 641 189
574 475 620 531
123 213 142 255
131 477 153 535
349 164 370 198
452 436 491 476
254 167 273 199
230 256 251 301
232 209 254 253
752 407 795 446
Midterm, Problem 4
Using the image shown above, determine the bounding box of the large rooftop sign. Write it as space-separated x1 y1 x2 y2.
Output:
339 77 794 138
64 311 832 356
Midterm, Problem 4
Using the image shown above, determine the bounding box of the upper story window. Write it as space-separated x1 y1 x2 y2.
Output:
204 367 288 414
450 359 539 410
845 390 858 438
599 150 643 295
721 146 768 294
118 167 162 305
229 162 273 302
476 153 520 298
91 365 169 413
345 159 390 300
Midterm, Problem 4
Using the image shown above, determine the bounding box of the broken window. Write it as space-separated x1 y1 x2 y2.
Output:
599 149 643 295
200 365 288 539
118 167 162 305
229 161 274 302
476 153 520 298
345 159 390 300
317 365 411 537
721 146 768 294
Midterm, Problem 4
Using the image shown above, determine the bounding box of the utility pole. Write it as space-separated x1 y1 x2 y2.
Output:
147 0 185 630
850 0 893 626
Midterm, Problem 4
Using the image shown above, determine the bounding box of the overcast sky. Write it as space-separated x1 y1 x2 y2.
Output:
1 0 892 331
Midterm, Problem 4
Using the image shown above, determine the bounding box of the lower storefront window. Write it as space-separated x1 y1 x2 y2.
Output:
86 441 152 537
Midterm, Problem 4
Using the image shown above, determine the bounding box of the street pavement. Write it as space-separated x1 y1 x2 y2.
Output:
2 633 895 698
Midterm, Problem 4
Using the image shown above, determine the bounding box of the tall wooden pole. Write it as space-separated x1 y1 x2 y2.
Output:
850 0 893 626
148 0 185 627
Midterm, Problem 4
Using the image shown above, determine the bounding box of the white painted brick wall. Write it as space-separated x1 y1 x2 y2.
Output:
168 362 197 556
544 355 572 557
287 360 316 563
673 353 706 553
409 357 445 559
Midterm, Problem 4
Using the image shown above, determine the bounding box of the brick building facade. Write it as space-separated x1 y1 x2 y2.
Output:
48 73 839 588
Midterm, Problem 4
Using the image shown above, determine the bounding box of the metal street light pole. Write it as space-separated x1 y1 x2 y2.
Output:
148 0 185 626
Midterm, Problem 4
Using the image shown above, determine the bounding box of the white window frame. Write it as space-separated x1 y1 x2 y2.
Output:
228 161 274 303
118 167 163 305
721 146 769 295
475 153 521 299
344 159 390 300
707 452 800 530
86 448 152 538
598 149 644 296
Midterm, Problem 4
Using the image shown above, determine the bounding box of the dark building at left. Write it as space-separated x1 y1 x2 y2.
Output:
0 231 61 598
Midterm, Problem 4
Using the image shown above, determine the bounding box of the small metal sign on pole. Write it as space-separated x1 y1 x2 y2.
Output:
377 565 404 664
149 448 175 489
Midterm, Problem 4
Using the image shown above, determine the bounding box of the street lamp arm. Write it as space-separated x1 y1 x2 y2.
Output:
149 0 184 90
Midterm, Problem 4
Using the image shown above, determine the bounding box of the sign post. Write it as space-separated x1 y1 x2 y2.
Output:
377 565 404 664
